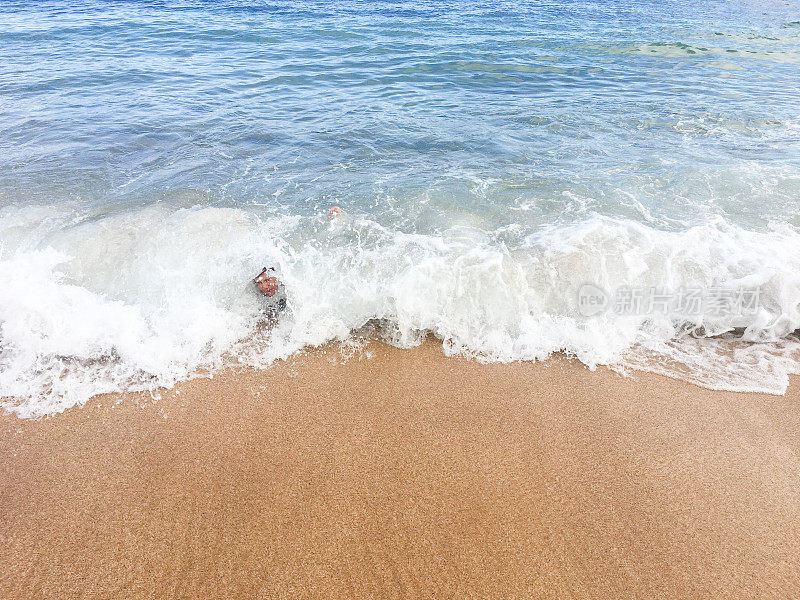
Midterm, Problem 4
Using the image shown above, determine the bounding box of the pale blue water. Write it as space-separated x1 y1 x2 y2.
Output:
3 0 800 227
2 1 800 415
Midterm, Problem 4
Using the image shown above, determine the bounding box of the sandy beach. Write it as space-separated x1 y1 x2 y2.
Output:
2 340 799 599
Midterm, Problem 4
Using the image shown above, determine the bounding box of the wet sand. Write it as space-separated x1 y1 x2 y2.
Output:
2 340 800 599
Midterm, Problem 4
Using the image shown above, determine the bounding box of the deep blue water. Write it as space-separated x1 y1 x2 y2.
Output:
2 0 799 228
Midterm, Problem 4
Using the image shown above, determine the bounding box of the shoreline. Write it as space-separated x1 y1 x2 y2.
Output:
2 340 800 598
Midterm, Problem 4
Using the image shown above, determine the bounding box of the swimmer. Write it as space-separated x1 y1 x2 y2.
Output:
327 206 352 230
253 267 287 317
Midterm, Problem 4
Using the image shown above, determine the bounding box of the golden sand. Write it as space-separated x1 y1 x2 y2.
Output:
2 340 800 598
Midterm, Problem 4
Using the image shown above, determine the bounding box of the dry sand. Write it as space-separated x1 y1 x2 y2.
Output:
2 340 800 599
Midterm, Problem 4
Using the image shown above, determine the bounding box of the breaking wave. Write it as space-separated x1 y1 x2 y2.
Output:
2 202 799 417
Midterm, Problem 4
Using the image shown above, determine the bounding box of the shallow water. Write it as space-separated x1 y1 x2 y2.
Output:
2 0 800 416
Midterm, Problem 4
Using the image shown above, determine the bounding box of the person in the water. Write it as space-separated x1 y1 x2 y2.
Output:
253 267 287 317
253 208 345 315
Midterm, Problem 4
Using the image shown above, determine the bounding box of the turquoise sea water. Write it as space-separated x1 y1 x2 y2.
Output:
2 1 800 415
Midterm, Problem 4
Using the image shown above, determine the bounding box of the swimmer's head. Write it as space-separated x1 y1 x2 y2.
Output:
254 267 279 297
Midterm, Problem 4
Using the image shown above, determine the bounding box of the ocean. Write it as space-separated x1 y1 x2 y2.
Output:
1 0 800 416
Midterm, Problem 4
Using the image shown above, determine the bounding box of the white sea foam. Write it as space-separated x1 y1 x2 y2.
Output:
1 203 799 417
